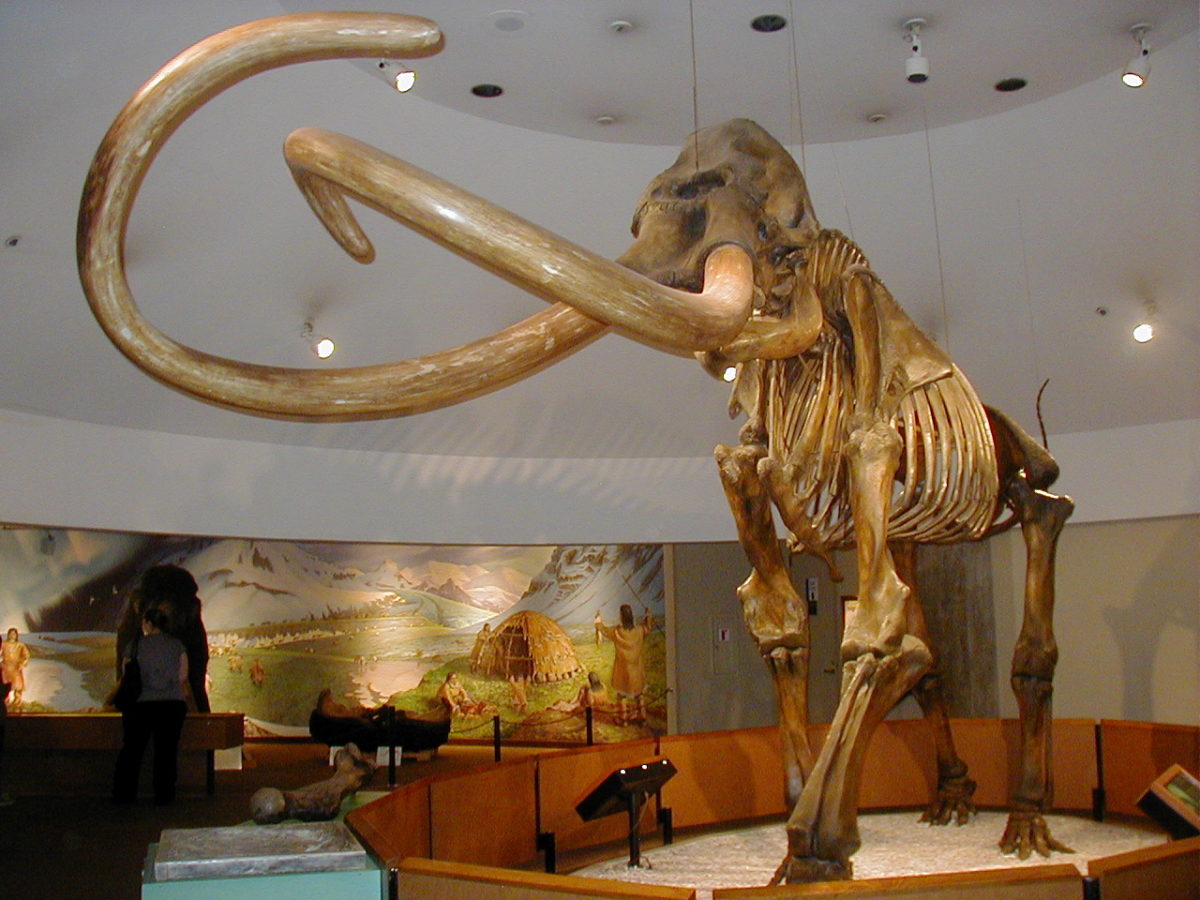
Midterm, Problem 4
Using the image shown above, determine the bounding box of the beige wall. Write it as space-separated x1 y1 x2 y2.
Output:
991 514 1199 725
672 514 1199 732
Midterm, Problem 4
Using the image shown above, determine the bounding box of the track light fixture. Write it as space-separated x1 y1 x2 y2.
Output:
1132 301 1157 343
376 59 417 93
903 18 929 84
301 321 336 359
1122 23 1151 88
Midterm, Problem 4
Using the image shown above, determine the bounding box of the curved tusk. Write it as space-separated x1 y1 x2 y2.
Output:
77 13 753 420
705 279 824 363
283 128 755 356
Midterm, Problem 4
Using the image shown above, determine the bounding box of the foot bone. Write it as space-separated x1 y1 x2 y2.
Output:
999 810 1074 859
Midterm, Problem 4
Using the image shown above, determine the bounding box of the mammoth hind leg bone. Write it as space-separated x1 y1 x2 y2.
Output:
777 417 933 883
716 441 812 803
893 542 977 827
1000 472 1075 859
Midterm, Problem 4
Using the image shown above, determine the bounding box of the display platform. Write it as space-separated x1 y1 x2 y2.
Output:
143 822 383 900
573 810 1167 893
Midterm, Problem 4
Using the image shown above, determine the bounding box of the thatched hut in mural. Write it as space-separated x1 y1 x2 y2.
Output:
471 610 582 683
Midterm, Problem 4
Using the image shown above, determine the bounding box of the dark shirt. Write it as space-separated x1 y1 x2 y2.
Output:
127 632 186 703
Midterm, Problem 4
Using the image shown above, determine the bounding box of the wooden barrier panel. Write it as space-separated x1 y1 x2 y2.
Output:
855 719 937 810
430 757 539 867
538 740 659 852
4 712 243 795
712 864 1081 899
1100 720 1200 817
943 719 1009 808
659 727 788 827
397 857 696 900
848 718 1098 812
5 711 243 750
1087 835 1200 900
345 780 431 866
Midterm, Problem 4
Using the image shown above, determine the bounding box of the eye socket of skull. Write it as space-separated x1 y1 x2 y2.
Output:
671 170 727 200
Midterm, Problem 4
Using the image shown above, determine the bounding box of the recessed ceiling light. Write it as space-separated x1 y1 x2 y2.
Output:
751 15 787 33
866 112 887 124
608 20 633 34
594 115 617 126
488 10 530 34
995 77 1027 92
471 84 504 98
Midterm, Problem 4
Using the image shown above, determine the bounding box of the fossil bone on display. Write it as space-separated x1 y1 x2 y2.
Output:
78 13 1073 882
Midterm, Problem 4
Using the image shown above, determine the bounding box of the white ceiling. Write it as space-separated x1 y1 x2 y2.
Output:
1 1 1197 463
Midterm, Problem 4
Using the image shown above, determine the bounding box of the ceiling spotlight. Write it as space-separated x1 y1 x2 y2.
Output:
302 321 336 359
376 59 416 93
1122 23 1151 88
902 18 929 84
1132 301 1157 343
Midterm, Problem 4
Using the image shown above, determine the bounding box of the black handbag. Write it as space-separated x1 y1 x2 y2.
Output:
113 635 142 712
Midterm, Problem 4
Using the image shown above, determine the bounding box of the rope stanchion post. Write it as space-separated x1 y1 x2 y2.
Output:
586 705 594 745
493 714 502 761
384 704 398 788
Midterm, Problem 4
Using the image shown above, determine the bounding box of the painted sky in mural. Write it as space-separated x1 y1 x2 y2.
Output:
0 526 665 740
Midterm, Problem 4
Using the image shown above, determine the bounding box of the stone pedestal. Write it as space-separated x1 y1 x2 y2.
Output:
143 822 382 900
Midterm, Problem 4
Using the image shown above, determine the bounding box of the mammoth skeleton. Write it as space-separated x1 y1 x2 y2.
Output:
78 13 1074 883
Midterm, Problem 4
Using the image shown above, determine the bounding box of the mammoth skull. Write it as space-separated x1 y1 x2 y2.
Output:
77 13 760 421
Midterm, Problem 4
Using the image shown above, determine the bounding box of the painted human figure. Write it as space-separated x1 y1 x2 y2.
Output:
2 628 31 709
470 623 492 674
507 674 528 715
550 671 610 715
598 605 655 725
437 672 493 717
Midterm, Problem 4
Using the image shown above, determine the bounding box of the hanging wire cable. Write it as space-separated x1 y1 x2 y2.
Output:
786 0 808 176
688 0 700 171
921 104 952 353
1015 197 1044 389
787 1 855 239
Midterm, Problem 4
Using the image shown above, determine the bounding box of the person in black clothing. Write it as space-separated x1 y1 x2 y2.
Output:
112 605 188 804
116 564 210 712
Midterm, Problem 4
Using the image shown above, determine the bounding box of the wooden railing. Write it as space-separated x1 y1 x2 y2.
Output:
4 711 244 794
342 718 1198 899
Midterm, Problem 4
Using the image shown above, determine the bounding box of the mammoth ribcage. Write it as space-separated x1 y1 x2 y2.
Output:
765 336 999 551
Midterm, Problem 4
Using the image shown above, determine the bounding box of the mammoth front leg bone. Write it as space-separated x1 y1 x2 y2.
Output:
1000 473 1075 858
717 441 813 804
778 417 932 882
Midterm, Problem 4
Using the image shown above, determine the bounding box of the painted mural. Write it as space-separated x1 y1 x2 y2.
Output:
0 526 666 741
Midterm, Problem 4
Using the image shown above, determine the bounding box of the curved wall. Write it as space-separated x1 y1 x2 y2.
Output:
2 408 1200 542
0 411 1195 543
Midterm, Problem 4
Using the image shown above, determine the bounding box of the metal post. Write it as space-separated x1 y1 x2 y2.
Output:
585 705 594 746
385 705 397 788
492 714 502 761
626 792 642 868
